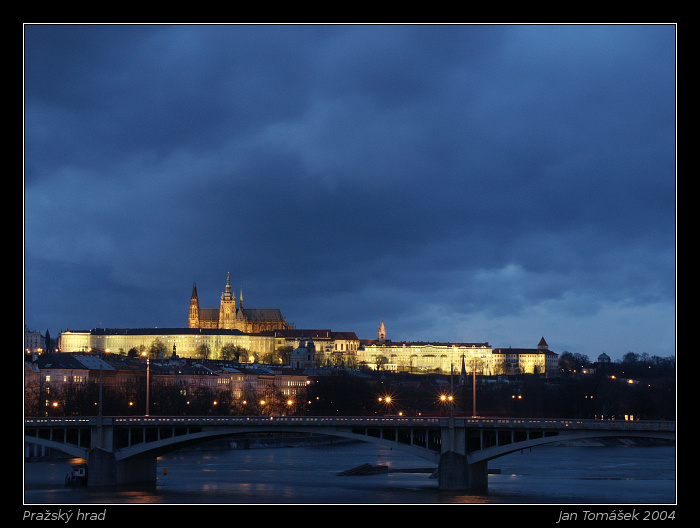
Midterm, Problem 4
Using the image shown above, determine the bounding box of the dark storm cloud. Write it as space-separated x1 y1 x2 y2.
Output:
24 24 676 360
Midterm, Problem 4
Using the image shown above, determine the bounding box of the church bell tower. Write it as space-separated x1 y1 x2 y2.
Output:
188 283 200 328
378 320 386 342
219 272 236 329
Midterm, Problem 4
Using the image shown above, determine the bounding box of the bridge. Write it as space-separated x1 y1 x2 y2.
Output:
24 415 675 490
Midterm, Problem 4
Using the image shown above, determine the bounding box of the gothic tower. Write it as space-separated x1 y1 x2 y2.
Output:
219 272 236 329
378 320 386 342
188 283 200 328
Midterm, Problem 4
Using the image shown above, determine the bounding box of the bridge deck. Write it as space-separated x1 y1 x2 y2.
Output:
25 415 675 430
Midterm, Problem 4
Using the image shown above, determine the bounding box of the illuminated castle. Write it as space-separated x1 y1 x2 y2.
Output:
188 273 293 333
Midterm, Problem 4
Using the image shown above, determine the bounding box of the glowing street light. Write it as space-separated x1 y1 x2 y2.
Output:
377 394 394 415
141 351 150 416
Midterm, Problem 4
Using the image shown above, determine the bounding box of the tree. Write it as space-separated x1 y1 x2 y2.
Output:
558 351 590 375
374 355 388 370
221 343 244 362
148 339 167 359
196 343 211 360
276 345 293 365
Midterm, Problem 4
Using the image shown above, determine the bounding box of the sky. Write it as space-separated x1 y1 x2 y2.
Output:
23 24 676 362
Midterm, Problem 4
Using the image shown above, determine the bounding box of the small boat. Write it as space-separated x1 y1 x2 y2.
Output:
64 463 87 486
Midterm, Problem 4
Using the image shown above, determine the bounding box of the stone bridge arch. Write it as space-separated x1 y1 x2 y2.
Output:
24 435 88 460
112 423 441 464
468 428 675 465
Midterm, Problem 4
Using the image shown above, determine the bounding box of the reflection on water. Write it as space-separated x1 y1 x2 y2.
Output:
24 442 675 505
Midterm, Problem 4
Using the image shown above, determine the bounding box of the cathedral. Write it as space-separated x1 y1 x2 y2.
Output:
188 273 294 333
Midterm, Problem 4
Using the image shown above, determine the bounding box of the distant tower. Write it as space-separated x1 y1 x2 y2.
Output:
219 272 236 329
537 336 549 351
378 320 386 342
188 283 200 328
290 337 316 370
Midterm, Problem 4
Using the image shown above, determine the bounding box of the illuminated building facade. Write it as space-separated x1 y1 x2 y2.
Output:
57 327 358 364
58 327 280 359
358 323 558 376
359 340 494 374
358 320 493 374
492 337 558 375
24 325 44 354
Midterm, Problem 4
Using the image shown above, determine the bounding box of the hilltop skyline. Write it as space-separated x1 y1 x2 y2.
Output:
24 24 676 361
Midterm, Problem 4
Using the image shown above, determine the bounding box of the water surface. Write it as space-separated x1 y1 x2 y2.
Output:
24 442 676 505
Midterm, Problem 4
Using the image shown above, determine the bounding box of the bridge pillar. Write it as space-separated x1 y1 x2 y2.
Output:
438 451 488 491
87 448 117 486
438 420 488 491
87 448 157 487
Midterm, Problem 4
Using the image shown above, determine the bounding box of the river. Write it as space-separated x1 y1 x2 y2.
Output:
23 440 675 506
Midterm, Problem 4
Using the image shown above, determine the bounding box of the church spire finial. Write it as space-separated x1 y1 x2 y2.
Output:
221 272 234 301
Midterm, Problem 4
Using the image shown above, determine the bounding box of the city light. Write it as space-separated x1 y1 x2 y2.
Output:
377 393 395 415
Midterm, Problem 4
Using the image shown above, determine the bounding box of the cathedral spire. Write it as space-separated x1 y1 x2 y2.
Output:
219 272 236 328
189 282 200 328
222 272 234 301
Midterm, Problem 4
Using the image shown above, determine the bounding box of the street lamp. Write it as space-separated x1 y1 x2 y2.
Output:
377 394 394 415
141 351 150 416
98 349 103 420
471 352 477 417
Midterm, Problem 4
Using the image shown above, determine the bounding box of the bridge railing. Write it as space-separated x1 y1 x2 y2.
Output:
456 417 675 431
25 416 675 432
24 417 98 426
105 416 444 427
